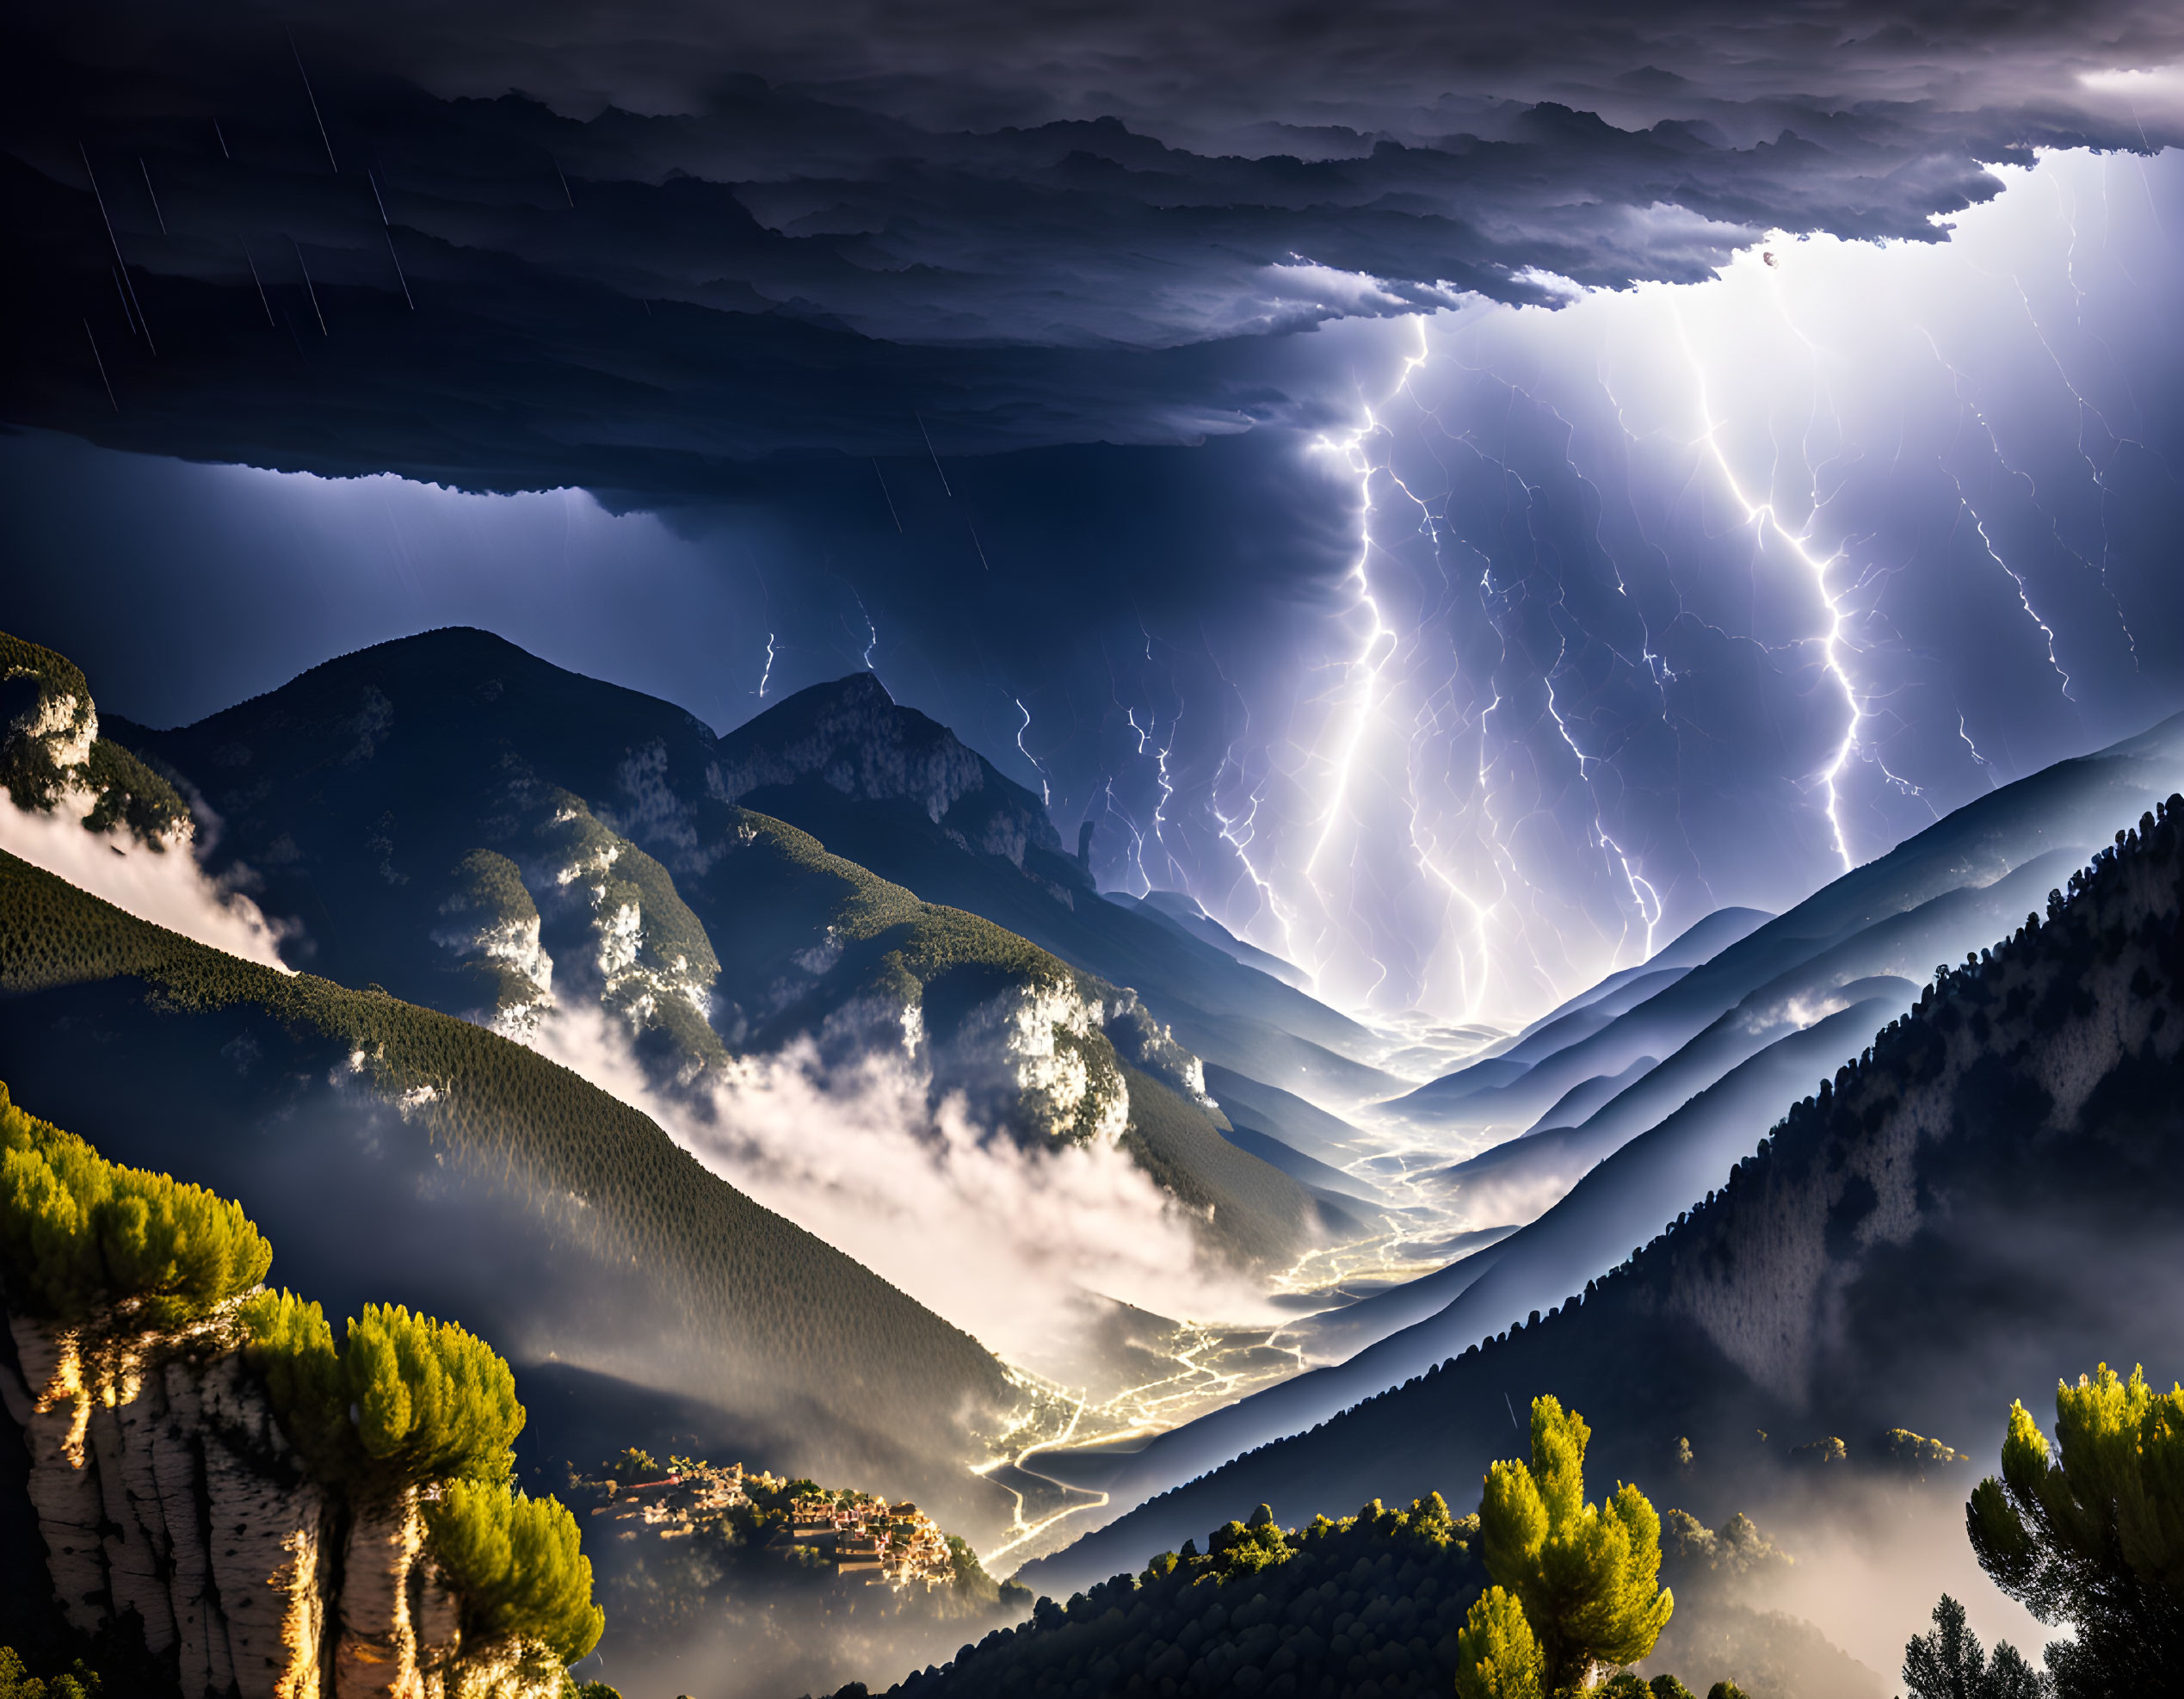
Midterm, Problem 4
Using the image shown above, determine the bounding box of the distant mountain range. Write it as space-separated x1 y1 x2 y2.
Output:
1021 746 2184 1594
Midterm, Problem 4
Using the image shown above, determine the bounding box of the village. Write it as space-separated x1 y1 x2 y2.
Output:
578 1452 963 1591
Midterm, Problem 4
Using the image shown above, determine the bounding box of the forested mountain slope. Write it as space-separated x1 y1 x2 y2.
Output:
1023 792 2184 1593
80 627 1325 1268
0 850 1020 1535
713 673 1400 1102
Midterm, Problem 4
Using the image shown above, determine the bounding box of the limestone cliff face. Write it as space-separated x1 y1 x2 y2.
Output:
0 1309 539 1699
1 1310 329 1699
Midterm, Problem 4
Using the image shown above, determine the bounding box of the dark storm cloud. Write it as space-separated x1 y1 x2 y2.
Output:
5 0 2182 488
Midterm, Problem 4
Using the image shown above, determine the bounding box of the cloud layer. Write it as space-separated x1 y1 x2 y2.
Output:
6 0 2184 483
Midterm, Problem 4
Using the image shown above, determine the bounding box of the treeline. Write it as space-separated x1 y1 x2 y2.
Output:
867 1492 1488 1699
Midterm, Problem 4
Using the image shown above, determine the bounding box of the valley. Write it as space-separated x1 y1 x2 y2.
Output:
7 624 2184 1699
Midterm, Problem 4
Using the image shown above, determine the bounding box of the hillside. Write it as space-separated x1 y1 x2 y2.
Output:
0 850 1021 1534
1021 790 2184 1594
712 674 1402 1103
98 628 1328 1269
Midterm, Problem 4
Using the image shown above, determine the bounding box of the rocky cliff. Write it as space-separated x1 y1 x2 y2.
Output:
1 1307 330 1698
0 1085 597 1699
0 1301 518 1699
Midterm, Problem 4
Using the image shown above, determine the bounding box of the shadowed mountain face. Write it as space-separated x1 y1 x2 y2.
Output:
1020 788 2184 1596
90 627 1346 1270
719 674 1399 1102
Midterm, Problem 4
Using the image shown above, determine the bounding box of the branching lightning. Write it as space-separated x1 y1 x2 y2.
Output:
1671 302 1864 873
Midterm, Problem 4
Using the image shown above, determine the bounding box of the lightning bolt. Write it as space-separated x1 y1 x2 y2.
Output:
757 633 776 701
1670 303 1864 874
1014 697 1051 806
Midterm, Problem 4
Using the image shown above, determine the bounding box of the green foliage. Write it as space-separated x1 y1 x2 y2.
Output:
0 1081 271 1325
1705 1685 1745 1699
446 849 538 930
0 1646 97 1699
1646 1677 1696 1699
429 1479 604 1665
886 1493 1481 1698
1660 1511 1788 1585
568 1684 622 1699
1901 1596 2045 1699
1455 1586 1543 1699
239 1288 349 1467
244 1294 522 1493
0 633 94 814
604 1448 659 1485
538 793 725 1068
1966 1362 2184 1696
1478 1394 1674 1694
0 632 184 843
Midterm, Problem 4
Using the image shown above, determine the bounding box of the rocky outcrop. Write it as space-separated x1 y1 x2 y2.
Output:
1 631 192 847
935 979 1132 1147
0 1309 543 1699
1 1310 330 1699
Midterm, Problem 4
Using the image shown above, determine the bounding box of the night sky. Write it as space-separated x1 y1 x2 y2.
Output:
7 0 2184 1023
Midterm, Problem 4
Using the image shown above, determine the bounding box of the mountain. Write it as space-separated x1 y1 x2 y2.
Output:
711 673 1404 1104
999 714 2184 1562
0 849 1020 1537
89 628 1328 1270
1390 716 2184 1145
1018 784 2184 1595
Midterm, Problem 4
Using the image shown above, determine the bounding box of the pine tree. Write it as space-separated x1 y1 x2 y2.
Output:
1966 1364 2184 1695
1454 1586 1544 1699
1471 1394 1674 1693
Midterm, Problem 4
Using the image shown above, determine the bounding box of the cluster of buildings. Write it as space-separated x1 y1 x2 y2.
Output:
581 1457 960 1591
586 1459 761 1541
783 1491 959 1588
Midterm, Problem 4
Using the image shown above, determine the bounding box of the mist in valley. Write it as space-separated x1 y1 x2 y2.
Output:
523 1004 1293 1380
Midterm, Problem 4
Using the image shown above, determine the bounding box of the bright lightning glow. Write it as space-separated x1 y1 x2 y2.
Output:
1670 303 1862 874
757 632 776 701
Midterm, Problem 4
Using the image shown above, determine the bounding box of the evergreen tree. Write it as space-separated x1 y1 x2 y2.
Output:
428 1480 602 1664
1901 1596 2045 1699
1966 1364 2184 1695
0 1083 269 1325
1454 1587 1544 1699
1469 1394 1674 1693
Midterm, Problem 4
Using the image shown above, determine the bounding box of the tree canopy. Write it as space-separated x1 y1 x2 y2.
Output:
1967 1362 2184 1696
242 1292 523 1494
0 1081 270 1325
1901 1596 2044 1699
427 1480 602 1665
1462 1393 1674 1696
